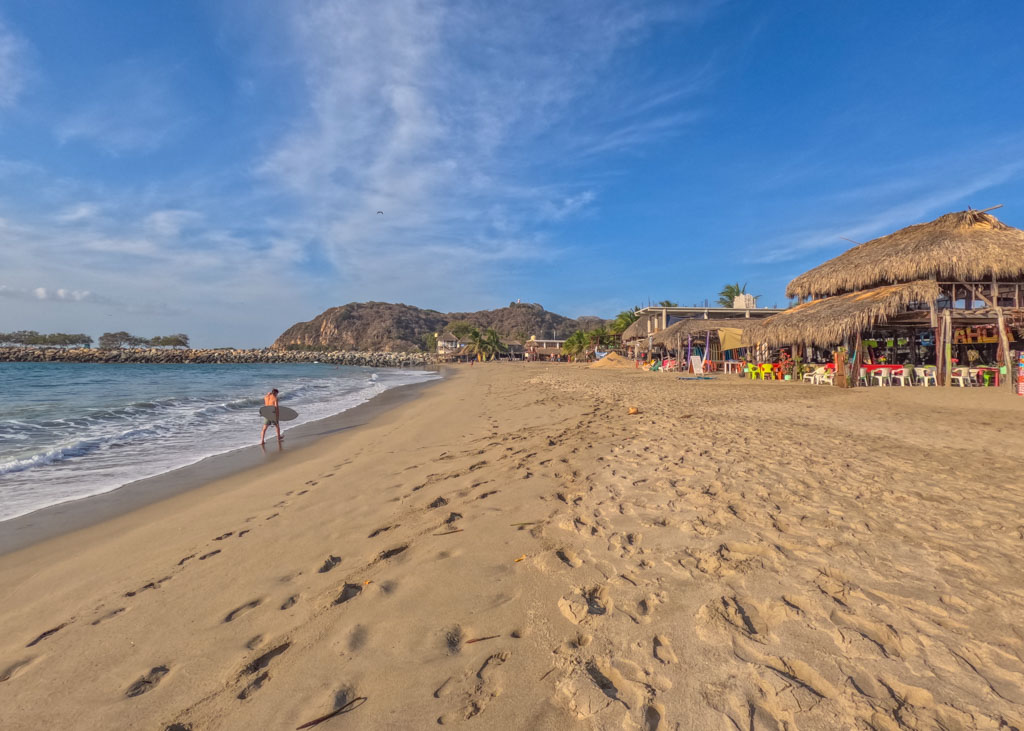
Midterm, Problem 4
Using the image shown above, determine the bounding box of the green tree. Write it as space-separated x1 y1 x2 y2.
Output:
560 330 588 360
467 328 505 361
447 321 476 339
586 327 613 351
609 309 639 335
421 332 438 352
717 282 760 308
657 300 678 307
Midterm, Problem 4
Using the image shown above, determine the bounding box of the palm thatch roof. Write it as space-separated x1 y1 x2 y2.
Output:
749 280 941 347
787 209 1024 299
651 318 754 346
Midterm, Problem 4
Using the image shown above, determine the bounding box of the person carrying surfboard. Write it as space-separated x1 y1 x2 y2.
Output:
260 389 282 444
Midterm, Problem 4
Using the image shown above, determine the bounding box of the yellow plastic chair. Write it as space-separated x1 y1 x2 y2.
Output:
759 363 774 380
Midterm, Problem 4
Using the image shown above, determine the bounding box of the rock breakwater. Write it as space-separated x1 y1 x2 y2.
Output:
0 347 436 368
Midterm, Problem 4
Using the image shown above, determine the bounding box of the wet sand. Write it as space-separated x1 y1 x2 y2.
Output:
1 363 1022 729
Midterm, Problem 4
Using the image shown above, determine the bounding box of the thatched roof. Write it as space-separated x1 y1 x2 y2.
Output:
651 318 754 346
787 209 1024 299
749 280 941 347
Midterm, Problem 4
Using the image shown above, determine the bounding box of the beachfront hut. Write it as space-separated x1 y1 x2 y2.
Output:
750 208 1024 385
652 318 754 370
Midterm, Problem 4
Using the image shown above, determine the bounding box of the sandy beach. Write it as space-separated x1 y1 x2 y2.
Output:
1 363 1023 730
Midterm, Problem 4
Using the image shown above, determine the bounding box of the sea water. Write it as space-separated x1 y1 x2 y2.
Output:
0 362 440 522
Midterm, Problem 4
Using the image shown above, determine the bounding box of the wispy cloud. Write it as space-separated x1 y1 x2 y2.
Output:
0 15 29 109
751 154 1024 264
256 0 711 281
55 63 189 153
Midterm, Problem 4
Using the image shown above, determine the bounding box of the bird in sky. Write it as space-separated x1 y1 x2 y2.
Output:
376 210 383 215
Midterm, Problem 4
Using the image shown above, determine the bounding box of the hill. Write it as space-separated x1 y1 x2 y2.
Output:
272 302 604 352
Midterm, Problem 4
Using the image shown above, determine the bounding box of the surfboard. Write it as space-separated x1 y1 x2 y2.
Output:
260 405 298 421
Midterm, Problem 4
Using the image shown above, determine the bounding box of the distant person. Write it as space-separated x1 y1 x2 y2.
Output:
261 388 282 444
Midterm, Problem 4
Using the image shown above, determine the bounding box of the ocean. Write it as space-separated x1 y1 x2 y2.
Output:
0 362 440 522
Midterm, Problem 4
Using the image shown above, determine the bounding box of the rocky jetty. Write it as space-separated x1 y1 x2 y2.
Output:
0 347 436 368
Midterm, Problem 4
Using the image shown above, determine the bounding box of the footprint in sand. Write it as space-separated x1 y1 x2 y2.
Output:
334 584 362 605
92 607 126 626
436 652 510 725
237 642 290 699
1 658 36 683
26 622 69 648
199 550 221 561
126 665 170 698
280 595 299 610
377 545 408 562
224 599 262 623
653 635 677 664
318 555 341 573
557 548 583 568
368 524 397 538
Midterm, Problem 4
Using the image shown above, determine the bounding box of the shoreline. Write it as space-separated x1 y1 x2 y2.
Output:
0 369 448 556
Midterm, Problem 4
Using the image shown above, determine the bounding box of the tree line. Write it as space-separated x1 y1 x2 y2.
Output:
0 331 190 349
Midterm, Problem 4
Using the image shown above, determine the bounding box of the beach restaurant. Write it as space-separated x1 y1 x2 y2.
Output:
620 303 781 370
649 318 753 372
748 208 1024 387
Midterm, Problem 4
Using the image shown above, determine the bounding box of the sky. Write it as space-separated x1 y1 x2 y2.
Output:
2 1 1024 347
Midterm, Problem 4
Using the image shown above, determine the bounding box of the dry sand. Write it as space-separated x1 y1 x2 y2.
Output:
1 364 1023 730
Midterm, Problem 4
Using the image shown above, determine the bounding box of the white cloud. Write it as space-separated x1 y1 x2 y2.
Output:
256 0 709 281
0 15 29 109
1 285 95 303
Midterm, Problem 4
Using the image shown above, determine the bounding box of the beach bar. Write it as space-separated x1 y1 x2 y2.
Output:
749 208 1024 387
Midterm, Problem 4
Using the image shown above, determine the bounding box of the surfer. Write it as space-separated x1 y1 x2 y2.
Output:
260 388 282 444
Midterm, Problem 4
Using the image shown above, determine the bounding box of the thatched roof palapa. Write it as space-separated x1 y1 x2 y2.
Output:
651 318 754 346
749 280 941 347
787 209 1024 300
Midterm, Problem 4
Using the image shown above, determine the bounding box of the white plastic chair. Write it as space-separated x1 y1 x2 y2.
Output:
950 367 972 387
914 367 937 387
869 368 890 387
857 367 868 387
818 369 836 386
890 367 912 386
804 366 824 384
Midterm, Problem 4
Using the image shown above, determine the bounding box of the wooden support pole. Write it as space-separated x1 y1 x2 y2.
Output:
943 309 953 388
996 307 1013 390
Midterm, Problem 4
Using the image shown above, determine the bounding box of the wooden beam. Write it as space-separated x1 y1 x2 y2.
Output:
944 309 953 388
996 307 1013 391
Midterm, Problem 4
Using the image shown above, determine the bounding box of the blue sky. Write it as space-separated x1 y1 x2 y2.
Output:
2 1 1024 346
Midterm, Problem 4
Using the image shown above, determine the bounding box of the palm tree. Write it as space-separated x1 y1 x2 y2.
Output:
586 327 612 352
609 309 639 335
717 283 759 308
657 300 678 307
468 328 505 360
561 330 588 360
